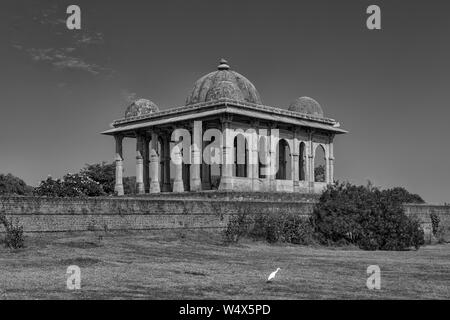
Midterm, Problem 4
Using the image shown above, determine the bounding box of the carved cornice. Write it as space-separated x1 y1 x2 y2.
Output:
112 98 337 127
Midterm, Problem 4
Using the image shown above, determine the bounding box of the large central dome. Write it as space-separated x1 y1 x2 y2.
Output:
186 59 262 106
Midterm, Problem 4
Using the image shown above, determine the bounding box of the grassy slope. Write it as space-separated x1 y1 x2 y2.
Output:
0 230 448 300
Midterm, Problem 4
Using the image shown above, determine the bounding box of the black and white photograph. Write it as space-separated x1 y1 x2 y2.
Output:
0 0 449 305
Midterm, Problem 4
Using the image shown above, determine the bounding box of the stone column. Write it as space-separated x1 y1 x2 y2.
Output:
219 117 233 191
135 133 145 195
249 124 259 191
190 120 202 191
162 132 172 192
292 128 300 192
172 133 184 192
114 135 124 196
149 131 161 193
268 125 278 191
328 136 335 184
143 135 150 193
308 131 315 192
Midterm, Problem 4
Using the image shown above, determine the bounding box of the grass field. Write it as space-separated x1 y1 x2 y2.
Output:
0 230 448 299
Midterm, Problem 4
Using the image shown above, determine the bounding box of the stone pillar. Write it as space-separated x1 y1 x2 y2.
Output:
328 136 335 184
268 125 278 191
172 135 184 193
162 132 171 192
114 135 124 196
143 136 150 193
135 134 145 195
249 125 259 191
308 131 315 192
190 121 202 191
149 131 161 193
219 117 233 191
292 128 300 192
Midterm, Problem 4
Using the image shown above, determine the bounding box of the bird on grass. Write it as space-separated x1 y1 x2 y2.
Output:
266 268 281 283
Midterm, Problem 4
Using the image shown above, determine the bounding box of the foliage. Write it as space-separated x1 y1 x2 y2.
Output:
223 206 316 246
0 213 25 249
34 173 105 197
0 173 33 196
380 187 425 204
311 182 425 250
430 212 440 236
81 162 116 195
314 164 325 182
223 212 252 244
81 162 136 195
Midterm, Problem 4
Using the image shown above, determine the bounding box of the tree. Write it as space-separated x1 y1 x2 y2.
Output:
81 162 136 195
0 173 33 196
34 173 105 197
311 182 424 250
81 162 115 194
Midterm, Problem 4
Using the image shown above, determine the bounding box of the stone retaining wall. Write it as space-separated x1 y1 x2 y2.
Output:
0 197 448 242
0 196 314 233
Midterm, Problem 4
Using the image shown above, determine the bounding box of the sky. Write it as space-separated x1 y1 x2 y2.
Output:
0 0 449 203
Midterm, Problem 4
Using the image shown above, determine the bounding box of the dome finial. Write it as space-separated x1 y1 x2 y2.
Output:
218 58 230 70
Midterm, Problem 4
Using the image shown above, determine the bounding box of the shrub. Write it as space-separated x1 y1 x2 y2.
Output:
223 206 254 244
34 173 105 197
81 162 116 195
0 173 33 196
0 213 25 249
430 211 440 236
435 226 447 244
224 210 316 245
311 182 425 250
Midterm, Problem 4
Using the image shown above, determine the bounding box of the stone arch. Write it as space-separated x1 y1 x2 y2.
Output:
314 144 327 182
233 133 248 177
299 141 306 181
276 138 291 180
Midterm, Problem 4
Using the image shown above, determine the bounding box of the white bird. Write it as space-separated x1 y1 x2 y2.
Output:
267 268 281 283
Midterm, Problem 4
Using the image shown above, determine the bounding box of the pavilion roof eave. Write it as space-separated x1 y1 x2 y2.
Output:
101 106 347 136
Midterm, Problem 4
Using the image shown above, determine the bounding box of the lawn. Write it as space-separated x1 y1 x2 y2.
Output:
0 230 448 299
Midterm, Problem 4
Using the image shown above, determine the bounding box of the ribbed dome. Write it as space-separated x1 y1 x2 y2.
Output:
186 59 262 105
288 96 324 118
125 99 159 118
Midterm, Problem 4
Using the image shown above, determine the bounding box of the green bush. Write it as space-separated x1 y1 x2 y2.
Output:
81 162 116 195
34 173 105 197
0 213 25 249
311 182 425 250
0 173 33 196
223 211 316 245
223 212 252 244
430 212 440 236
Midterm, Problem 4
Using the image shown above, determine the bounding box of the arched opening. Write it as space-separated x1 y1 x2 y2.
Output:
233 134 248 177
299 142 306 181
314 144 326 182
276 139 291 180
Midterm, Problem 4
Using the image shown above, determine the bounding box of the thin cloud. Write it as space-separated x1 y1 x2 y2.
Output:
11 4 113 77
27 48 113 76
75 32 104 46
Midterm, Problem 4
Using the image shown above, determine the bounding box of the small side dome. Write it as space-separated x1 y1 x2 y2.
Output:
288 96 324 118
125 98 159 118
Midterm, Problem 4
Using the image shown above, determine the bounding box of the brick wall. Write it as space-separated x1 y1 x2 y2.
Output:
0 196 314 233
0 196 448 241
